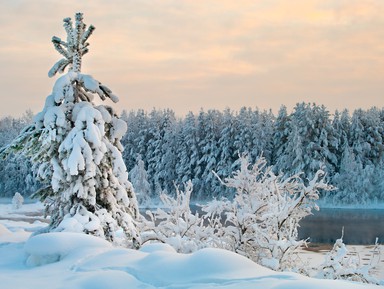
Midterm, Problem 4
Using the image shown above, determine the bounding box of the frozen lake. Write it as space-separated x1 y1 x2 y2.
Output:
299 208 384 245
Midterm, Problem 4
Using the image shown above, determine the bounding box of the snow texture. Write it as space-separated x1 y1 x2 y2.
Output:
0 228 379 289
0 201 382 289
24 232 111 266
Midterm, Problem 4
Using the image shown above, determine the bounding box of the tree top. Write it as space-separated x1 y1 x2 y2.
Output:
48 12 95 77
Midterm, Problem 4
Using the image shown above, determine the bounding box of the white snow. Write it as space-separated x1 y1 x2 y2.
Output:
79 74 101 93
110 117 127 142
0 201 381 289
0 223 11 235
24 232 111 266
109 93 119 103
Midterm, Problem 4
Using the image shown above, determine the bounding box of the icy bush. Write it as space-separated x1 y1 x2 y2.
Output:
139 181 220 253
141 155 331 272
317 232 380 284
12 192 24 209
207 155 331 271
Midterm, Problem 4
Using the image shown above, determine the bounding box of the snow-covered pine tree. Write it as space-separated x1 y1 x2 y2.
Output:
0 111 38 197
256 110 275 164
233 107 253 160
272 105 290 169
121 109 149 175
157 109 178 194
1 13 140 247
350 109 369 166
145 110 163 194
197 110 221 198
216 108 236 198
129 155 151 206
175 112 198 185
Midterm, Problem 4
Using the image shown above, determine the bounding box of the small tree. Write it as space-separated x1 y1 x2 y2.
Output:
129 155 151 206
210 155 331 271
12 192 24 209
1 13 140 247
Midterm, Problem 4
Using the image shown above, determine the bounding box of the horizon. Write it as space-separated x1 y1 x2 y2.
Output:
3 102 384 120
0 0 383 118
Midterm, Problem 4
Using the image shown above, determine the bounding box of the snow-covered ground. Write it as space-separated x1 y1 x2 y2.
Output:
0 201 382 289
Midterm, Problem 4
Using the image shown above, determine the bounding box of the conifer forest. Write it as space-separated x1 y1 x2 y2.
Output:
1 103 384 206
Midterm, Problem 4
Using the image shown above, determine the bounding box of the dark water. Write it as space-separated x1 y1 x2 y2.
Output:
298 208 384 245
145 205 383 245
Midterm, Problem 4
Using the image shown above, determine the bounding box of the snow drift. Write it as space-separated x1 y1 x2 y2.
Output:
0 230 379 289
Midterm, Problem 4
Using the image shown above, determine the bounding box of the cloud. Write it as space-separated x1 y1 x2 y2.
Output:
0 0 383 117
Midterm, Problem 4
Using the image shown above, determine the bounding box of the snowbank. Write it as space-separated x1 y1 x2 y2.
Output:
24 232 112 266
0 202 381 289
0 231 379 289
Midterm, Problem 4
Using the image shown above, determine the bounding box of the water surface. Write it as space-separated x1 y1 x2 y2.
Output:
299 208 384 245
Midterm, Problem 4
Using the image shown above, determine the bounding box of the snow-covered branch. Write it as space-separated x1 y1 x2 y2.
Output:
139 181 221 252
49 12 95 77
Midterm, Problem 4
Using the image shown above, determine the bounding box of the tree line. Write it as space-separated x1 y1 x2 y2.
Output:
0 110 40 197
1 103 384 205
122 103 384 205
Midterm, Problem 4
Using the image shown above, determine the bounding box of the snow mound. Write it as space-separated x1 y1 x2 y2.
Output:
24 232 111 267
0 229 379 289
139 242 176 253
69 243 377 289
69 271 143 289
131 247 275 285
74 242 283 287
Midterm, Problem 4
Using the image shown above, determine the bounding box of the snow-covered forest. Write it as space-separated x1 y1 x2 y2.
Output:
0 110 40 197
1 103 384 206
122 104 384 206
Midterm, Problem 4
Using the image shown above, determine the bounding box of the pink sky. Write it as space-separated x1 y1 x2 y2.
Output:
0 0 383 117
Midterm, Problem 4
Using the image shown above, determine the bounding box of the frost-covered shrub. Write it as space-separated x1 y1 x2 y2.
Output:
317 233 380 284
1 13 140 247
12 192 24 209
208 155 331 271
141 155 331 272
139 181 219 253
